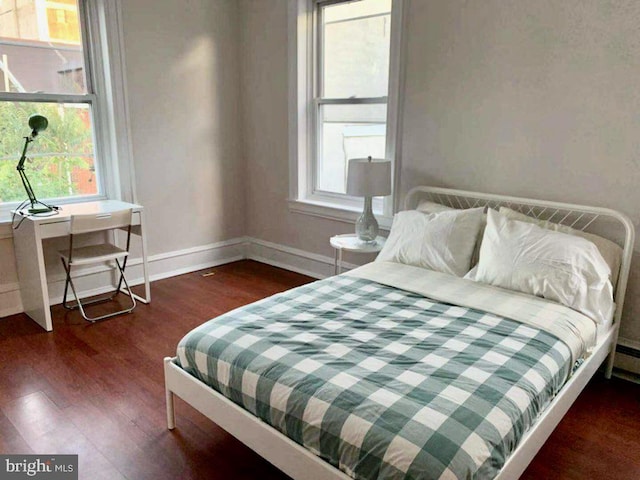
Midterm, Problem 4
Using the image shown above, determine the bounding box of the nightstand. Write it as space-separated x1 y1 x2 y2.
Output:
329 234 386 275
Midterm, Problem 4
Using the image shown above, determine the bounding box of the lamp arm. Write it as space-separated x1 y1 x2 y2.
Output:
16 135 33 171
18 168 38 208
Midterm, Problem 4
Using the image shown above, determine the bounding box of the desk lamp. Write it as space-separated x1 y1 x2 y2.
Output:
346 156 391 244
16 114 55 214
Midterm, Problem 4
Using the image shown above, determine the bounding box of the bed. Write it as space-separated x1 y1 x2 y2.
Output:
163 186 634 480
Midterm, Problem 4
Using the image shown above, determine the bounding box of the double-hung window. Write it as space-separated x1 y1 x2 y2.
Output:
0 0 107 213
290 0 403 221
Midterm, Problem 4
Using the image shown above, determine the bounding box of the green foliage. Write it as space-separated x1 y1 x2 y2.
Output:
0 102 95 203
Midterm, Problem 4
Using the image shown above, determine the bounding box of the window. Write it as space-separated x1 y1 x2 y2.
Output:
0 0 122 213
289 0 403 221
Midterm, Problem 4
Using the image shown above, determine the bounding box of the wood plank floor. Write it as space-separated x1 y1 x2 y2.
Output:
1 260 639 479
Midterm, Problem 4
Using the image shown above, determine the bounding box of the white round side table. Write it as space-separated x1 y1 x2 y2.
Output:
329 234 386 275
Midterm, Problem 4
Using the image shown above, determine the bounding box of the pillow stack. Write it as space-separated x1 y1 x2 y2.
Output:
475 209 614 325
498 207 622 289
377 201 617 325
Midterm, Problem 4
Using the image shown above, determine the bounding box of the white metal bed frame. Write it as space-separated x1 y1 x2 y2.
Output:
164 186 635 480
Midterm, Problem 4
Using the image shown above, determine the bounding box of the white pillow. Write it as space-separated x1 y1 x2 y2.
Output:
417 200 486 268
476 209 613 324
376 208 484 277
498 207 623 290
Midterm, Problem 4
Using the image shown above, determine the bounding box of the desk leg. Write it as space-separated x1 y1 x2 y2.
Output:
13 220 53 331
334 249 339 276
125 214 151 304
337 249 343 275
135 210 151 304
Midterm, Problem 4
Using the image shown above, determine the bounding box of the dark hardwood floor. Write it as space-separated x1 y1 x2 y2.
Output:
1 260 639 479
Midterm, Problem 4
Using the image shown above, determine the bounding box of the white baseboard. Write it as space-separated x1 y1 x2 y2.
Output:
0 237 249 318
246 238 358 280
124 237 248 285
0 235 353 318
0 286 22 318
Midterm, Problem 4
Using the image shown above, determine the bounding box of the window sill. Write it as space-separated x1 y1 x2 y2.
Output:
288 198 392 231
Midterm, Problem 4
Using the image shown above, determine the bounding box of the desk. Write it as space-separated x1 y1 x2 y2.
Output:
12 200 150 331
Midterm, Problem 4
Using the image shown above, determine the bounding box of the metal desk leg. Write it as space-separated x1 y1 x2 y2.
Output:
337 248 343 274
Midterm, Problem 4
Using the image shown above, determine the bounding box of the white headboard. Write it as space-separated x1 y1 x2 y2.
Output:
404 186 635 330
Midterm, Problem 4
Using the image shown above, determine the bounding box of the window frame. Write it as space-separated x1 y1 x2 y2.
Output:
0 0 135 220
289 0 405 225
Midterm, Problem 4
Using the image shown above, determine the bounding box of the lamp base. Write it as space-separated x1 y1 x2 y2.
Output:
355 196 378 243
28 206 55 215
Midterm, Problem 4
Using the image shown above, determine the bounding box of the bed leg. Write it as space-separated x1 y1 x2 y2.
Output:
604 349 615 380
166 387 176 430
164 357 176 430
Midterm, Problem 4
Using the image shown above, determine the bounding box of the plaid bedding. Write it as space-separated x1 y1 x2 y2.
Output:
176 274 573 480
348 261 597 364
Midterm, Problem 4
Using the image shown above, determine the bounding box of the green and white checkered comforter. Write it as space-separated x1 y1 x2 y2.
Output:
176 267 584 480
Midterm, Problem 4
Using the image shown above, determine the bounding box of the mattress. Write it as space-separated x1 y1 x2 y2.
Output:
176 263 597 480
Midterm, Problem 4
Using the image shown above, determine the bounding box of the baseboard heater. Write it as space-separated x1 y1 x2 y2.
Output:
617 343 640 359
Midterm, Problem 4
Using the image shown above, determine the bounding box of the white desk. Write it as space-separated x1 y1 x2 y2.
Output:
12 200 150 331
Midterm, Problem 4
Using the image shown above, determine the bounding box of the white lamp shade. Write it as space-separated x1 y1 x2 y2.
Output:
346 158 391 197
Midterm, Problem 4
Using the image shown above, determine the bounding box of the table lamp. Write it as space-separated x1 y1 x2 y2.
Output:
16 114 55 214
346 156 391 244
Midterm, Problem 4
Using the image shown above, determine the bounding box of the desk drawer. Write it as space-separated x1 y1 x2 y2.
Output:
39 210 142 239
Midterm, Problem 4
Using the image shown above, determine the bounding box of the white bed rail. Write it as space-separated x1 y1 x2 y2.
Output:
405 186 635 377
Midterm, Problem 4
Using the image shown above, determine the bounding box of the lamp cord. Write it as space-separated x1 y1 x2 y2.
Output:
11 200 29 230
12 198 60 230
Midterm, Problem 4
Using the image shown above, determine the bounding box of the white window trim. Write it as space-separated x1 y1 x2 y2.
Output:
0 0 136 223
287 0 405 229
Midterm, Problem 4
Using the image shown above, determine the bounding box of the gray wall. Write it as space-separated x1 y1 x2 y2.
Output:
240 0 640 342
241 0 359 258
123 0 244 254
399 0 640 340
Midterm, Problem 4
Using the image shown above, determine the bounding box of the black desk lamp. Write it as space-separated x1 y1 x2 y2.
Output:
16 114 57 214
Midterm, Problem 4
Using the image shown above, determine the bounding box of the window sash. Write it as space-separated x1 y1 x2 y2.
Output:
0 97 105 209
311 0 391 213
316 97 388 105
312 97 387 207
0 92 94 103
0 0 106 210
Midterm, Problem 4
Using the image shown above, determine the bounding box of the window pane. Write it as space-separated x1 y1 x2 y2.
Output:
0 101 97 203
317 103 386 194
0 0 86 94
321 0 391 99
